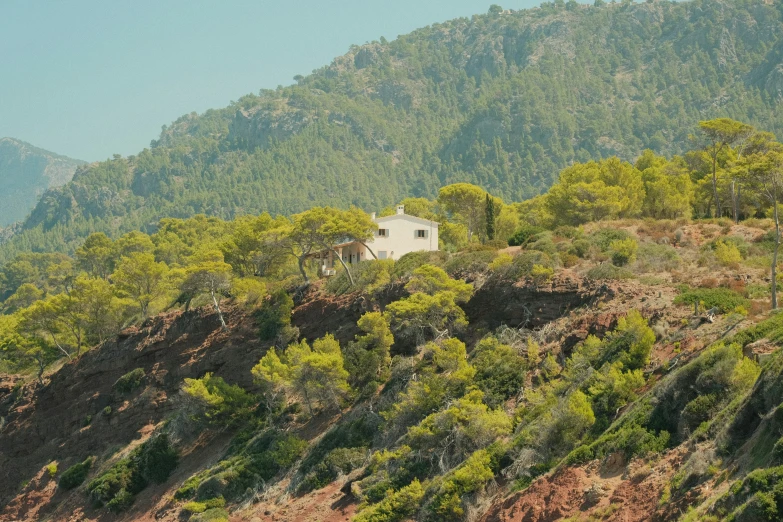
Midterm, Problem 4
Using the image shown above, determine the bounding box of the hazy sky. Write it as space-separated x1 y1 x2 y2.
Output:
0 0 556 161
0 1 551 162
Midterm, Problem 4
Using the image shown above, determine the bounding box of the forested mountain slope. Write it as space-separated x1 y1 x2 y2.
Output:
3 0 783 261
0 139 84 227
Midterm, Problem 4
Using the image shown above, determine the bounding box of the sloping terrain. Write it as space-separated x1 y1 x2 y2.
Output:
3 216 780 522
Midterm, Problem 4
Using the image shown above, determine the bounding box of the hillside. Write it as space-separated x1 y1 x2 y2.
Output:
0 138 85 227
2 217 783 522
2 0 783 261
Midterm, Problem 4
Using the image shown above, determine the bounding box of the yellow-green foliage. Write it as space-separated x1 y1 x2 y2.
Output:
382 339 475 426
384 291 469 345
46 462 58 478
488 253 513 271
344 312 394 390
613 310 656 370
428 449 495 520
608 238 638 266
404 265 473 302
353 479 426 522
231 277 266 306
252 334 350 414
182 373 254 425
182 496 225 514
714 239 742 266
530 263 554 283
407 390 512 459
545 158 645 226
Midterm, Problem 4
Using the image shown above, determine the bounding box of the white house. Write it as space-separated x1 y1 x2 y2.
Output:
316 205 439 274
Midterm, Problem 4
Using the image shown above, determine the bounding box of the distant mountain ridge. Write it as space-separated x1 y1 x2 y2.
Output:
1 0 783 262
0 138 85 227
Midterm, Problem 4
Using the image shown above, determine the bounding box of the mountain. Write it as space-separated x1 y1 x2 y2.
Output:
1 0 783 262
0 138 85 228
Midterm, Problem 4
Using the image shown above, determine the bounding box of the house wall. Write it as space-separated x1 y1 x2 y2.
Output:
370 215 439 261
338 243 369 264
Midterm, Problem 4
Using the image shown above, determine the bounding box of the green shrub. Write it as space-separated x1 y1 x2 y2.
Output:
106 488 135 513
298 415 379 480
298 447 367 492
493 250 555 281
443 251 496 278
354 479 425 522
569 239 592 258
393 251 448 278
714 239 742 267
530 264 554 284
564 445 594 465
182 373 255 426
634 243 681 272
472 336 526 408
527 233 558 256
772 437 783 463
586 264 633 280
256 290 294 341
87 434 178 509
710 235 751 258
114 368 146 394
176 431 307 503
183 501 208 514
182 497 225 515
508 225 545 247
428 450 495 520
103 406 112 416
554 226 584 240
590 228 633 251
190 507 230 522
484 238 510 249
46 462 58 478
609 238 638 266
673 288 749 314
681 394 718 433
59 457 94 490
325 259 395 295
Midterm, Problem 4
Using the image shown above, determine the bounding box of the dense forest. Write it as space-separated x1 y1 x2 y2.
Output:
1 0 783 262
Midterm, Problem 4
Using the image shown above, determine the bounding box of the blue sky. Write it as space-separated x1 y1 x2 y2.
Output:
0 1 549 162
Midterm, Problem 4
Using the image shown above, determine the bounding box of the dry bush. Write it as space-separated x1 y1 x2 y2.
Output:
722 278 746 295
700 277 719 289
749 300 771 318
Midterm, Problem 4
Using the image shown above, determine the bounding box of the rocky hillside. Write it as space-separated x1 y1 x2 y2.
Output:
0 138 84 227
2 0 783 261
2 219 783 522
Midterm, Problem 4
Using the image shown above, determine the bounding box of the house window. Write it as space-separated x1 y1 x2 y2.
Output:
377 228 389 237
415 229 428 238
378 251 388 260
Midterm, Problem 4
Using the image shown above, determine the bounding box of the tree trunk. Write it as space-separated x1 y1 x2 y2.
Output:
211 288 228 329
330 248 355 286
712 155 722 218
731 181 738 223
36 356 45 384
302 386 314 416
49 332 72 361
297 255 309 284
358 241 378 260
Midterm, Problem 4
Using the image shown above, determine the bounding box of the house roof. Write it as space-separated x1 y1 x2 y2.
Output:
374 214 439 227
